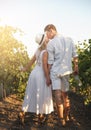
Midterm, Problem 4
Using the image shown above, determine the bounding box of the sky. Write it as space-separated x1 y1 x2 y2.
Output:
0 0 91 57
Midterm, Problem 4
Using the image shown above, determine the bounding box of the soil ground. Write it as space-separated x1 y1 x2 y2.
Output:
0 92 91 130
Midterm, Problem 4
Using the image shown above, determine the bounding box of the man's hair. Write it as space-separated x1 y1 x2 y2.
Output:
44 24 57 32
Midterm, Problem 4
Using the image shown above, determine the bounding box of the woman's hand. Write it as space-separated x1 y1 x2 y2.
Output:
46 77 51 86
20 67 26 72
19 65 26 72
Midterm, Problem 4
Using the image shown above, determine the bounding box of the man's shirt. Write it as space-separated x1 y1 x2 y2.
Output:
47 35 78 78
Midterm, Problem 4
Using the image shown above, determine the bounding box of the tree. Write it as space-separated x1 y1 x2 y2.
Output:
0 25 30 97
76 39 91 105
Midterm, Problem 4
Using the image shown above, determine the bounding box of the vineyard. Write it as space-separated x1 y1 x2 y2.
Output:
0 26 91 129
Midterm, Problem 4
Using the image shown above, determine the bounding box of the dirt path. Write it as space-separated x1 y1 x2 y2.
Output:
0 93 91 130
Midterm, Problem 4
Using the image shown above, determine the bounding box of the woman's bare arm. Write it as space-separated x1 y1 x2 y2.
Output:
21 54 36 71
42 51 51 86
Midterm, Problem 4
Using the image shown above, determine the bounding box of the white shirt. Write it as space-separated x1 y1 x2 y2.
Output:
47 35 78 79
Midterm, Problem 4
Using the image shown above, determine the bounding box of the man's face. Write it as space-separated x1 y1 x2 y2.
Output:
45 29 54 39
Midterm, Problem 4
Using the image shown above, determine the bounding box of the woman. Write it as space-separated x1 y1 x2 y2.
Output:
19 33 54 125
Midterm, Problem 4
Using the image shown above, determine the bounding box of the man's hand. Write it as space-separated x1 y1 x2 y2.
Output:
74 64 79 75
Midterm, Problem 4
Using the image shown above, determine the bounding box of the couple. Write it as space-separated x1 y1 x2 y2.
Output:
20 24 78 127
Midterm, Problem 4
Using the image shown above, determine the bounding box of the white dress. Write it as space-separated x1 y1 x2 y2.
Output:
22 49 54 114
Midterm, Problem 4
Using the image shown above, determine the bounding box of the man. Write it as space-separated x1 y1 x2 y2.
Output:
44 24 78 126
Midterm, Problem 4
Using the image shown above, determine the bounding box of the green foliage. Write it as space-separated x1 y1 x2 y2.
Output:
77 40 91 87
1 25 90 105
73 39 91 105
0 25 30 95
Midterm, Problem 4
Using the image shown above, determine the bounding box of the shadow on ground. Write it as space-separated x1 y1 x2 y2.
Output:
0 92 91 130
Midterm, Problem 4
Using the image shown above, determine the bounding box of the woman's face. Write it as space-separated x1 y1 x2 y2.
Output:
45 35 49 43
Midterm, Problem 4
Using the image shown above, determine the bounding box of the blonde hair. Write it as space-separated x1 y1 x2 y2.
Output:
39 41 46 51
